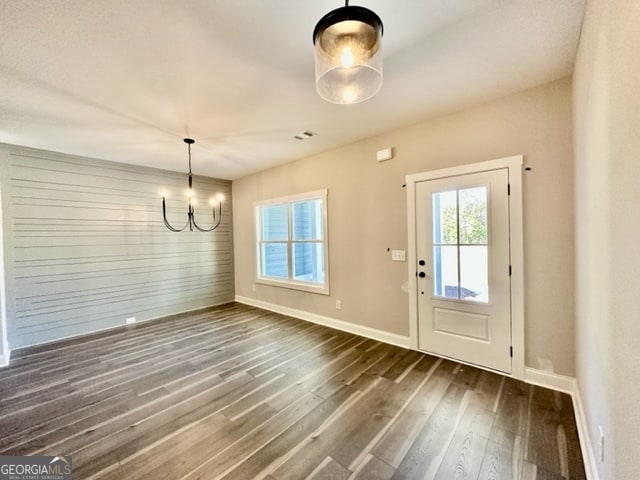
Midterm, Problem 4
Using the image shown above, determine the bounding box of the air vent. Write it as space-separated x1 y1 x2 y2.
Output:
294 130 317 141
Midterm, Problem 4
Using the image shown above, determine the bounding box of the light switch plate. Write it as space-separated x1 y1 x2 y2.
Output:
391 250 406 261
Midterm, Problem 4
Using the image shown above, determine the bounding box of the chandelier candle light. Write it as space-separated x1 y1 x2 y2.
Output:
161 138 224 232
313 0 384 104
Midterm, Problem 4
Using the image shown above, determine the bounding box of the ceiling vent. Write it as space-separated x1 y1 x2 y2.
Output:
294 130 317 141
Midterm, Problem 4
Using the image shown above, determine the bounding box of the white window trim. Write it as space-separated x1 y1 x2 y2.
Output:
254 189 329 295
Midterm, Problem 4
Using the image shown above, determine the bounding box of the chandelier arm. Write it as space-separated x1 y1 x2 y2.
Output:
161 138 222 233
162 197 190 232
191 203 222 232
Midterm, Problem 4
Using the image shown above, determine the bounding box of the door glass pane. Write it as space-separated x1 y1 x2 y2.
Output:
262 204 288 241
292 199 323 240
433 245 458 298
460 245 489 302
432 190 457 244
261 243 288 278
459 187 488 244
292 242 324 284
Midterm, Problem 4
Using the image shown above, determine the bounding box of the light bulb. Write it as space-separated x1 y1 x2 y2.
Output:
187 188 194 198
161 190 167 198
216 193 225 202
209 198 218 207
340 46 354 68
342 86 356 103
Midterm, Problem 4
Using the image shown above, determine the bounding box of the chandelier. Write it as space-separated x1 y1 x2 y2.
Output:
161 138 223 232
313 0 384 104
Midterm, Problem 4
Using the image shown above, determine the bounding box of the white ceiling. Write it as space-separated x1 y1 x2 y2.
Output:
0 0 585 180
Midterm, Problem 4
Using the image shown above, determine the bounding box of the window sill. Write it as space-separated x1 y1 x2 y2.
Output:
255 277 330 295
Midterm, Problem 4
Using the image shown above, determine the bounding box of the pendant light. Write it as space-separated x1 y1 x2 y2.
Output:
162 138 223 232
313 0 383 104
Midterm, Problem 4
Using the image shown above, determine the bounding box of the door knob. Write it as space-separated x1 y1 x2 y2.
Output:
419 260 426 266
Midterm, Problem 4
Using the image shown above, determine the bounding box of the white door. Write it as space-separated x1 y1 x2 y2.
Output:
415 168 512 373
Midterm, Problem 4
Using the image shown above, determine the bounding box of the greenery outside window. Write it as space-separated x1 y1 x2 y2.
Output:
254 190 329 294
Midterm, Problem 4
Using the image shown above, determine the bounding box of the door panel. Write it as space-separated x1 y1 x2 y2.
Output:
416 168 511 373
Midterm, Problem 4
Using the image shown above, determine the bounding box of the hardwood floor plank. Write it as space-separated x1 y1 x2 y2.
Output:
477 438 514 479
306 456 351 480
432 393 493 479
389 382 467 479
197 386 357 480
0 303 586 480
311 342 389 399
269 379 394 480
264 346 373 413
349 454 395 480
30 372 250 457
176 392 327 480
133 403 279 480
492 377 529 437
473 369 506 410
95 411 231 480
68 372 282 478
329 357 442 471
525 385 587 479
380 349 425 382
371 360 453 468
0 389 164 454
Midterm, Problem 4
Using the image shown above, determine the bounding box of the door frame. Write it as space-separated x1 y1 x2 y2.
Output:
406 155 525 380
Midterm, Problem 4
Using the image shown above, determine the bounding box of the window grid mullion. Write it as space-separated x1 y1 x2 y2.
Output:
287 203 293 281
456 189 462 300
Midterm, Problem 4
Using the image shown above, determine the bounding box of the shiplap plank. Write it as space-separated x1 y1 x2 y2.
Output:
2 147 233 348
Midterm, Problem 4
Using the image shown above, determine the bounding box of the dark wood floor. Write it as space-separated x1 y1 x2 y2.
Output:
0 303 585 480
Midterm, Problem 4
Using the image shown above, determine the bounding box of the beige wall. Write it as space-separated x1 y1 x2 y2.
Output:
573 0 640 478
233 77 575 376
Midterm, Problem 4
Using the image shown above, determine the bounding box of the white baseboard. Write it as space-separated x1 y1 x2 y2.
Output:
524 367 576 395
572 383 600 480
11 300 233 354
235 295 411 349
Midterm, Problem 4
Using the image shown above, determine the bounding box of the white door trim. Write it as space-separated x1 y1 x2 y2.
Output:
406 155 525 380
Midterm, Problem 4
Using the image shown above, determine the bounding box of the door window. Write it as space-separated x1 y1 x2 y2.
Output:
432 186 489 302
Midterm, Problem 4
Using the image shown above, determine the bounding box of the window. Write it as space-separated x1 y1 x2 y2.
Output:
432 186 489 302
255 190 329 294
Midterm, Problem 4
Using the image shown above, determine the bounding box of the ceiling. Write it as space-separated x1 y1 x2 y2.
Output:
0 0 585 180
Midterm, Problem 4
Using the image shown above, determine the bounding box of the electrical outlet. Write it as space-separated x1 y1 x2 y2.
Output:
126 317 136 325
335 300 342 310
599 426 605 462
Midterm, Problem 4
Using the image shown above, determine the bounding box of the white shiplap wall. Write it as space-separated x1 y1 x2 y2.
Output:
0 144 234 349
